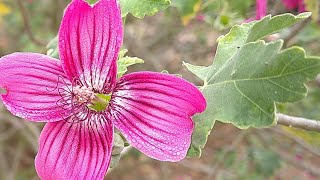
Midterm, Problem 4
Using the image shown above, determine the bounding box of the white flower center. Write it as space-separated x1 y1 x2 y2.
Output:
71 85 112 112
73 86 96 104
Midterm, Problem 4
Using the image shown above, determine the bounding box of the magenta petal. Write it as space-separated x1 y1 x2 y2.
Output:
298 0 306 12
256 0 267 20
282 0 299 10
0 53 71 122
59 0 123 92
110 72 206 162
35 114 113 180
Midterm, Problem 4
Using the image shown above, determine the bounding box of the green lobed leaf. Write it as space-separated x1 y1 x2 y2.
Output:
199 41 320 128
184 13 320 158
117 49 144 78
120 0 171 19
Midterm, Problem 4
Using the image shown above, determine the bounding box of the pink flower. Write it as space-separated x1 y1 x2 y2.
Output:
250 0 306 22
256 0 267 20
281 0 306 12
245 0 267 22
196 14 205 22
0 0 206 179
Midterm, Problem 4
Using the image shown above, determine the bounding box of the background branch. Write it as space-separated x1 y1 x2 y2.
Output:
283 18 311 47
16 0 46 47
276 113 320 132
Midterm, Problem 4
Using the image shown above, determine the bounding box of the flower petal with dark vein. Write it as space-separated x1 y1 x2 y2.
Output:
0 0 207 179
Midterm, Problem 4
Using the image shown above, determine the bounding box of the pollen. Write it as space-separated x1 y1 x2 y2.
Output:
73 85 96 104
71 85 111 112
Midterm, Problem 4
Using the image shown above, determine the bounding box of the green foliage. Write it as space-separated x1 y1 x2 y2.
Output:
187 42 319 128
120 0 171 18
86 0 99 5
226 0 254 16
249 147 281 176
184 0 254 30
222 151 237 168
185 13 320 157
171 0 201 25
213 141 281 179
117 49 144 78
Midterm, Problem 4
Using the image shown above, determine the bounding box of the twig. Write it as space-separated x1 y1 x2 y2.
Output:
276 113 320 132
16 0 46 46
283 18 311 47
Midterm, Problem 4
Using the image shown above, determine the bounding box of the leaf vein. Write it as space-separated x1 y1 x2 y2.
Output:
234 81 271 118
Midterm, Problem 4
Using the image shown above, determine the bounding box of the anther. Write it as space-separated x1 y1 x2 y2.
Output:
72 85 95 104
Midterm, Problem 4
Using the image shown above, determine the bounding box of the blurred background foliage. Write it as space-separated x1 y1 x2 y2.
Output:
0 0 320 179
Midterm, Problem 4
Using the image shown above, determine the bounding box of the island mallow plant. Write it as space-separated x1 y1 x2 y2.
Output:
0 0 206 179
1 0 320 179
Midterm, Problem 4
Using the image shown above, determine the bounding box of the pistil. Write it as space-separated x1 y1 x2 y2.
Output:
87 93 112 112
